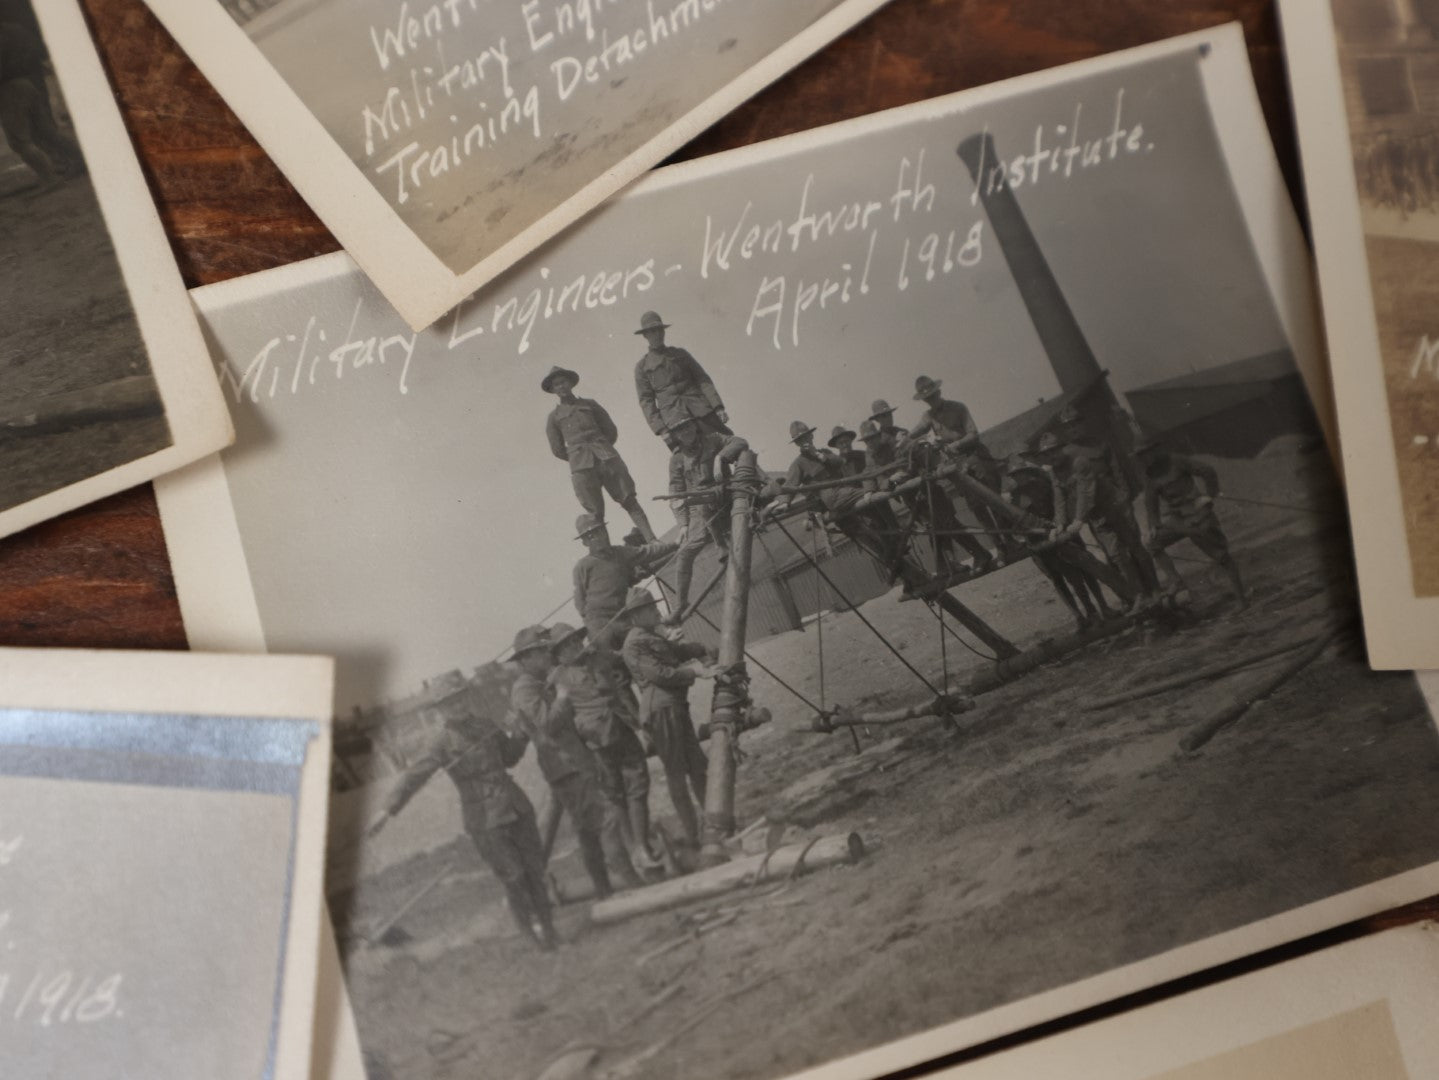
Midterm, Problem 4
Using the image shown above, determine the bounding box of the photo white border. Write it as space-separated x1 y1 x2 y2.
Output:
0 647 335 1080
155 23 1439 1080
138 0 893 332
930 922 1439 1078
0 0 233 542
1278 0 1438 670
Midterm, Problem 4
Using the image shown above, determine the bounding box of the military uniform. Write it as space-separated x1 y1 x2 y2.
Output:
1143 452 1237 569
864 430 991 571
507 670 630 896
545 395 653 540
786 444 907 573
0 20 76 186
379 712 552 945
573 540 677 649
909 395 1013 558
550 654 651 850
1056 441 1160 599
669 432 748 611
622 624 709 846
1003 461 1111 624
635 345 729 441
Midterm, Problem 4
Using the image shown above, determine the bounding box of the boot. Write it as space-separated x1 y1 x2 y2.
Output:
624 498 657 543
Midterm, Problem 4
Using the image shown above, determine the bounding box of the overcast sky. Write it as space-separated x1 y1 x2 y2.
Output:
200 46 1295 710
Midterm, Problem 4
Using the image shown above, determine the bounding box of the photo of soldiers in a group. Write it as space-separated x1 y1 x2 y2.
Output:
338 287 1439 1080
190 42 1439 1080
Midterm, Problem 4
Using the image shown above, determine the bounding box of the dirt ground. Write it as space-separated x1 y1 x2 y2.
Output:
0 149 170 512
337 438 1439 1080
1364 232 1439 597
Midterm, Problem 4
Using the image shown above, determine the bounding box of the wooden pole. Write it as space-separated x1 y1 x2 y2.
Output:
1084 637 1317 711
698 450 761 865
590 832 865 924
1180 627 1343 753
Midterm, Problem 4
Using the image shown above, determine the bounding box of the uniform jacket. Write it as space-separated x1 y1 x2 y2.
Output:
546 397 619 473
836 448 868 476
1144 454 1220 527
785 449 863 517
550 656 633 750
573 540 678 630
622 626 707 721
910 399 994 463
1057 443 1127 527
507 670 593 783
382 714 531 831
669 433 748 494
635 345 724 436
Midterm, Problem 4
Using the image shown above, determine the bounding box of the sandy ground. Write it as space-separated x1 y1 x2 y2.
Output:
334 439 1439 1080
0 152 170 512
1362 232 1439 597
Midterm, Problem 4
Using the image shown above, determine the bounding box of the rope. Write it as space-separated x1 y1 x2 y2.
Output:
654 578 826 717
769 515 941 698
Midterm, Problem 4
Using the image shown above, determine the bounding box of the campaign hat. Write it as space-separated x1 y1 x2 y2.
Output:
541 365 579 393
913 375 943 400
511 625 552 659
635 310 671 335
868 399 896 422
858 418 885 442
789 420 817 443
549 622 587 653
827 424 857 448
1035 431 1063 454
575 513 607 540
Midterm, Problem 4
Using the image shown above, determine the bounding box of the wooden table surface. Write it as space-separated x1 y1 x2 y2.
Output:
6 0 1436 1061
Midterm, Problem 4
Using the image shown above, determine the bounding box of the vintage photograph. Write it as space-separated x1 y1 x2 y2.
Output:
0 0 230 541
139 0 889 329
927 924 1439 1079
0 648 335 1080
160 27 1439 1080
1282 0 1439 666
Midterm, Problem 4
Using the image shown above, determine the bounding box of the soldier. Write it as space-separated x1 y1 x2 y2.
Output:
573 515 677 651
506 625 640 897
1053 403 1161 598
542 365 655 541
909 375 1017 561
548 622 657 867
1138 441 1247 606
364 671 556 951
859 417 993 575
1003 452 1115 628
621 587 719 848
867 399 909 444
633 310 730 448
1035 431 1159 608
0 19 79 192
827 425 866 476
775 420 908 574
668 416 749 613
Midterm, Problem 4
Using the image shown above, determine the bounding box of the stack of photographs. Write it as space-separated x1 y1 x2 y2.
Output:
8 0 1439 1078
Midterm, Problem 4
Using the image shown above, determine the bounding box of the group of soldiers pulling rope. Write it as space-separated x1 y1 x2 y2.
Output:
365 309 1248 951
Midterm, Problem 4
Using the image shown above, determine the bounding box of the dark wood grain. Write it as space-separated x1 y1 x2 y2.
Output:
2 0 1433 1046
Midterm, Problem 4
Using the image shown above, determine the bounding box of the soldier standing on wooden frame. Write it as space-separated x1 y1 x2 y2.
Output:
633 310 731 450
542 365 656 541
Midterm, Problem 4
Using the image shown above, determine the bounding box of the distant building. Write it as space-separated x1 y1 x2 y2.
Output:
1124 351 1316 458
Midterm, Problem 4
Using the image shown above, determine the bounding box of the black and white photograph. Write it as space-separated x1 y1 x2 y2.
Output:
1282 0 1439 668
0 648 335 1080
159 26 1439 1080
138 0 890 330
0 0 230 541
